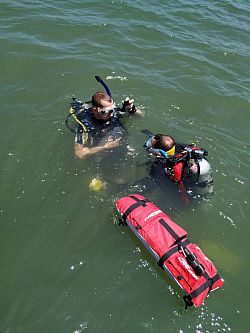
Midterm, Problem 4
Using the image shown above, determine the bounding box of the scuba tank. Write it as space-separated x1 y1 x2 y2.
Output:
189 157 213 184
185 148 212 184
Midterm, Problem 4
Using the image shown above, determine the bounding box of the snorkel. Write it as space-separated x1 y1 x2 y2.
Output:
95 75 112 97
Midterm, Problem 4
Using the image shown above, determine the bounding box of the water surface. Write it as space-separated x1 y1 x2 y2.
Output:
0 1 250 332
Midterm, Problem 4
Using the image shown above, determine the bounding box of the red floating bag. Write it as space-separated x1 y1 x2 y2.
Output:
116 194 223 307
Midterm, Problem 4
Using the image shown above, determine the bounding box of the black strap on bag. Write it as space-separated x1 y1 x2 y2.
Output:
189 273 220 299
159 218 181 240
183 273 221 308
157 238 190 268
158 218 187 244
157 218 188 268
121 196 150 223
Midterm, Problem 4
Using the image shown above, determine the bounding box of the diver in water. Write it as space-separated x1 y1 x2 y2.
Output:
144 133 214 201
66 76 143 159
131 132 213 205
66 75 143 188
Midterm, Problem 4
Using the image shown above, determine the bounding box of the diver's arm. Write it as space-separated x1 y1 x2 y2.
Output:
74 138 121 159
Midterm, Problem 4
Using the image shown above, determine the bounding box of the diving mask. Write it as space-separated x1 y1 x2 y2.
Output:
97 104 116 116
145 137 176 158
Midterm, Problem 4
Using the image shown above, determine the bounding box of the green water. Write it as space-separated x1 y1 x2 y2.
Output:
0 1 250 332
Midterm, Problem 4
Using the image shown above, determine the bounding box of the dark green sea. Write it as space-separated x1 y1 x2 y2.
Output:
0 1 250 332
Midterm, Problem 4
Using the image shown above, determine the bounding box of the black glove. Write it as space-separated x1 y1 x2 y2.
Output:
121 97 136 113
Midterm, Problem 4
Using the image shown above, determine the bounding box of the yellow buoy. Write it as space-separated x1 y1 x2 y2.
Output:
89 178 104 192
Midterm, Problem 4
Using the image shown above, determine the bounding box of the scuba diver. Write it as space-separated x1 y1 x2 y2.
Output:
133 130 213 204
144 133 214 202
66 75 143 159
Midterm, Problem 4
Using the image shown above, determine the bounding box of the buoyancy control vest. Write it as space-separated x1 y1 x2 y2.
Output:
167 145 211 184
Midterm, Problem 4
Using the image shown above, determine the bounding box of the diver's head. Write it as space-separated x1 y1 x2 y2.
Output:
145 134 176 158
153 134 175 151
92 92 116 120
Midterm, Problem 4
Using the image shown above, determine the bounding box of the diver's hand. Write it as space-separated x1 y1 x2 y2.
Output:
74 138 122 159
121 97 136 113
74 144 91 159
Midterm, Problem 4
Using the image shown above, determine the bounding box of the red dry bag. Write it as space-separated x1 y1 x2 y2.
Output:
116 194 223 307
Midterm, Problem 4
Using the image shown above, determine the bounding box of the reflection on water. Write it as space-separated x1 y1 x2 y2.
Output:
201 240 242 274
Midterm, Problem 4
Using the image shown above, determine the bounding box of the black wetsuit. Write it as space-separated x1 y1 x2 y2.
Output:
75 107 125 146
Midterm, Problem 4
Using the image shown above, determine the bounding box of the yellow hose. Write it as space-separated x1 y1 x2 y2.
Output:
69 107 88 144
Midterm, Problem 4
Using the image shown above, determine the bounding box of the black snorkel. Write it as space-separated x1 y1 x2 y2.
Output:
95 75 112 97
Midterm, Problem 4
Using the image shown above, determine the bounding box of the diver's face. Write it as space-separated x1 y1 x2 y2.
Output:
92 98 115 120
